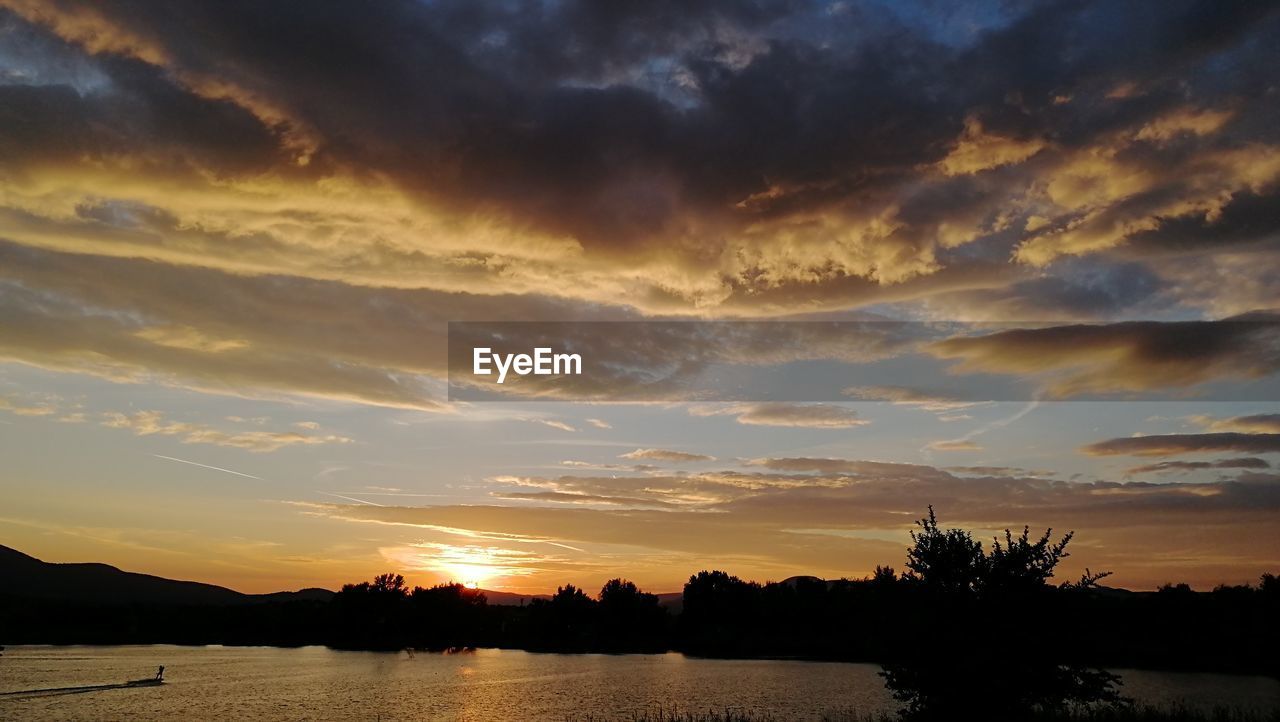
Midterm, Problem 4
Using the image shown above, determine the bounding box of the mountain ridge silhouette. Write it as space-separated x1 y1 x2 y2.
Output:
0 544 690 607
0 543 330 606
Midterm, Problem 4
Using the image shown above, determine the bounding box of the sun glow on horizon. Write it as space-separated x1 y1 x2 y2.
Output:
381 542 543 590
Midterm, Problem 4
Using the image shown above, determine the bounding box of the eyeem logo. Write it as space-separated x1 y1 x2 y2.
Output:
473 347 582 384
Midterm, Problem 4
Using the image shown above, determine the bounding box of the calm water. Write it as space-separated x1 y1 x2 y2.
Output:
1 646 1277 721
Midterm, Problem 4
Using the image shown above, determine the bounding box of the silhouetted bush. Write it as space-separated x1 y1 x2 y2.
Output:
880 508 1124 718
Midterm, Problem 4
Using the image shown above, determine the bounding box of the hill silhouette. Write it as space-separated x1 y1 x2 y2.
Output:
0 544 331 606
0 545 574 607
0 544 686 609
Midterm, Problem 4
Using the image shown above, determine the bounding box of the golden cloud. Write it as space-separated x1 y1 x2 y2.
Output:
1190 413 1280 434
689 402 869 428
619 448 717 463
938 117 1045 176
926 439 983 452
100 409 352 452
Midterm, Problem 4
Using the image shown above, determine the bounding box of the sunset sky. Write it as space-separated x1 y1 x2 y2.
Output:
1 0 1278 595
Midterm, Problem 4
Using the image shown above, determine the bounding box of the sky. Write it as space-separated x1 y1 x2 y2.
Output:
0 0 1278 594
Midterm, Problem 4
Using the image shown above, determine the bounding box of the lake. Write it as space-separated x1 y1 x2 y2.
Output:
1 646 1277 720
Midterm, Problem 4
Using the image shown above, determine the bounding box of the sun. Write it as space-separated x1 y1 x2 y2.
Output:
441 559 499 590
383 542 540 590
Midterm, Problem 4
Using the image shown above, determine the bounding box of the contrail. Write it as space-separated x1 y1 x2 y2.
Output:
961 397 1042 442
923 397 1042 453
152 454 263 480
316 491 384 506
543 540 586 553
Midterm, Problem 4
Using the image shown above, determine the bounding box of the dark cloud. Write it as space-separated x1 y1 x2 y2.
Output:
0 1 1278 415
1124 188 1280 255
1082 432 1280 457
2 0 1278 315
0 239 606 408
922 261 1165 321
0 32 293 175
1125 457 1270 475
929 314 1280 397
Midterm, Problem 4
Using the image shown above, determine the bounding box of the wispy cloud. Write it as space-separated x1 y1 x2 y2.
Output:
925 399 1040 454
926 439 983 452
619 448 716 463
691 403 869 429
1189 413 1280 434
527 418 576 433
104 410 352 452
0 395 58 417
307 453 1280 590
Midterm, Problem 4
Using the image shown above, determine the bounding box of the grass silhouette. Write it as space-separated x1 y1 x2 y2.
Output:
573 705 1280 722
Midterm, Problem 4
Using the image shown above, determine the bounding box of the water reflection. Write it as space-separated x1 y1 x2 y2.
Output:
1 646 1276 721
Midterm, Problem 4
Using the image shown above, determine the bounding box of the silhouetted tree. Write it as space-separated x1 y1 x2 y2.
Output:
986 526 1078 594
901 507 985 594
881 507 1124 719
597 578 667 652
408 583 488 650
680 570 761 656
871 565 898 587
377 574 407 594
551 583 593 611
522 584 598 651
331 572 411 650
